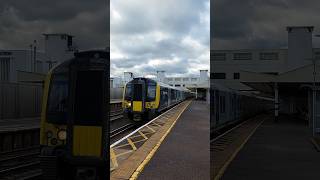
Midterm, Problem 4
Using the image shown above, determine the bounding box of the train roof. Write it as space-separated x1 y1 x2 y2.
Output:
157 81 192 92
49 50 108 73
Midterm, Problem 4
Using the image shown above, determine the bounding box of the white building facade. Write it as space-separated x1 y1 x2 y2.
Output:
212 26 318 90
0 33 77 83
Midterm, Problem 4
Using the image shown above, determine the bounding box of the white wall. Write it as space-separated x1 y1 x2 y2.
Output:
287 27 313 71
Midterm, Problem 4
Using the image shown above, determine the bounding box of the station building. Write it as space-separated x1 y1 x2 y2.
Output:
212 26 320 136
0 33 76 83
157 70 210 102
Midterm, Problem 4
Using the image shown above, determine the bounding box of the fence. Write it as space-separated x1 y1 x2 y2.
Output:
0 82 43 119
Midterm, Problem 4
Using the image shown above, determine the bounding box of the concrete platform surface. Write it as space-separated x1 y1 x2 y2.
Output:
222 115 320 180
138 100 210 180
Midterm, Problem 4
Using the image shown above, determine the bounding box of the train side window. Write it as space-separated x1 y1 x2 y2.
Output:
147 83 156 101
74 71 104 125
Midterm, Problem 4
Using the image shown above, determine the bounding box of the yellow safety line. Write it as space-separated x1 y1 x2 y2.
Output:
113 139 146 152
151 121 162 127
114 134 153 149
139 131 148 140
110 148 118 169
127 138 137 151
130 139 148 145
115 150 134 158
129 100 192 180
214 118 266 180
145 125 156 133
130 132 152 139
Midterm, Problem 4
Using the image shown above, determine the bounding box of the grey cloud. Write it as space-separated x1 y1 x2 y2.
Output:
212 0 320 49
0 0 107 21
0 0 108 50
111 0 210 77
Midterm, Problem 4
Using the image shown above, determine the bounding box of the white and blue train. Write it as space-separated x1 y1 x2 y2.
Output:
211 83 273 133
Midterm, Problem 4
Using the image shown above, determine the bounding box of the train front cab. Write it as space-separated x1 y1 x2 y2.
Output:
40 50 109 180
123 78 159 121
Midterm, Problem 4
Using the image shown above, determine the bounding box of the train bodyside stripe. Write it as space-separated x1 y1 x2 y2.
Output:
40 72 52 145
155 84 161 108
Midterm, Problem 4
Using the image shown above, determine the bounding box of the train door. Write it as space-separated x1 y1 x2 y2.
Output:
66 51 108 179
160 87 168 110
132 80 145 112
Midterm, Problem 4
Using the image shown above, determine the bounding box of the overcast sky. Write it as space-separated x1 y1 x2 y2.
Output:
0 0 108 51
212 0 320 50
110 0 210 78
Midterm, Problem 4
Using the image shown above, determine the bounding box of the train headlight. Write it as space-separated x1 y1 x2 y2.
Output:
57 129 67 140
128 102 131 107
47 131 53 138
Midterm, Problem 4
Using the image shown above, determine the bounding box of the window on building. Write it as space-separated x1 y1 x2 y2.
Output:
183 78 189 81
167 78 173 81
175 78 181 81
260 52 279 60
233 53 252 60
0 57 10 81
212 53 226 61
175 84 181 87
234 73 240 79
212 73 226 79
191 78 197 81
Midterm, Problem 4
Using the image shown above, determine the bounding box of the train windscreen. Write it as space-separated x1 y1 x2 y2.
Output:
133 84 142 101
47 72 69 124
124 83 132 101
147 83 156 101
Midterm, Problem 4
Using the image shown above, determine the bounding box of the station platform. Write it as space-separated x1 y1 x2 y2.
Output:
222 115 320 179
138 100 210 180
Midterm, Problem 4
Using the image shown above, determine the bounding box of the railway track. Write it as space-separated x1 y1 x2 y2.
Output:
110 123 136 139
110 109 124 122
0 146 41 180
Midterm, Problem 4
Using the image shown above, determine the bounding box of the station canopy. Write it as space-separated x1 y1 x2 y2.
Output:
240 64 320 95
